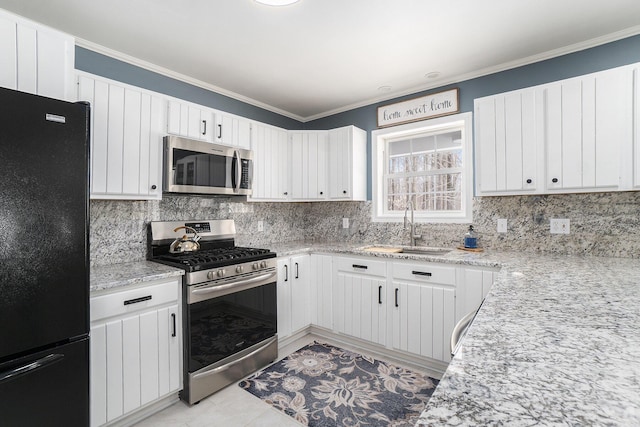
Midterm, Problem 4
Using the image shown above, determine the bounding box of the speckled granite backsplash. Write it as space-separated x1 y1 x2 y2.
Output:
90 191 640 266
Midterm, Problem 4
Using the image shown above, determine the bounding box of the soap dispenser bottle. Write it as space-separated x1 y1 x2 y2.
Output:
464 225 478 249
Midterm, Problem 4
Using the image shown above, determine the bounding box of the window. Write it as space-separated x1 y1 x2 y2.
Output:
372 112 473 223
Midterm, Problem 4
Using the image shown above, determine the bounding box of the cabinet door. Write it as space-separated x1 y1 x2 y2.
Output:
335 272 386 346
78 74 163 199
250 124 289 200
167 100 214 142
328 127 352 199
276 258 292 338
474 89 540 195
328 126 367 200
0 11 74 101
455 267 495 323
290 255 310 333
90 304 180 426
309 254 333 330
545 67 633 191
391 281 455 363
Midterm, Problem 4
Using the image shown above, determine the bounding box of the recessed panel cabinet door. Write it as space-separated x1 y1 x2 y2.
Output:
309 254 333 330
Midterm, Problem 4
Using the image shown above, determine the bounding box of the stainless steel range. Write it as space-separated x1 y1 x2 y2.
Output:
149 219 278 405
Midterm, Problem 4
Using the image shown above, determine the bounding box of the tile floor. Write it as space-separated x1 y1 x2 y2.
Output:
134 334 431 427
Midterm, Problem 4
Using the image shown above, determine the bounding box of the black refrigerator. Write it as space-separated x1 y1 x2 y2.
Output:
0 87 90 426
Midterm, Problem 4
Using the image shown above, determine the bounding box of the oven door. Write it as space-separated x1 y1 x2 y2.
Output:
164 135 253 196
186 270 277 373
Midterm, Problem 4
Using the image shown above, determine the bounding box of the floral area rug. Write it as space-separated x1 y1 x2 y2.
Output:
239 341 439 426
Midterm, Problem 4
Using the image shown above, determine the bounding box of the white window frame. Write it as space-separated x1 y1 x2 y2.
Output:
371 112 473 223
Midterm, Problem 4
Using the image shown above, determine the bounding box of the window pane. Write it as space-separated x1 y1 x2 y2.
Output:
382 125 466 215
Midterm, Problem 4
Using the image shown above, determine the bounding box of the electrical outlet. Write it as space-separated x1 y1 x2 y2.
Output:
342 218 349 229
550 218 570 234
257 221 264 232
497 218 508 233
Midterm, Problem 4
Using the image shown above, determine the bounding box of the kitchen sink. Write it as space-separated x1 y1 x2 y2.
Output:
362 246 452 256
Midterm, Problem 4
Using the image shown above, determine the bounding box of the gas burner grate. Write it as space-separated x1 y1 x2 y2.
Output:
154 247 272 268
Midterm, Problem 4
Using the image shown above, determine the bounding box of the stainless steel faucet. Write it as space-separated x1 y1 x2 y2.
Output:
404 200 422 246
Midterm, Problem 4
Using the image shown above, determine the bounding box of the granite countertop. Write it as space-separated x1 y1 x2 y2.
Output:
268 241 640 425
90 242 640 424
90 260 184 293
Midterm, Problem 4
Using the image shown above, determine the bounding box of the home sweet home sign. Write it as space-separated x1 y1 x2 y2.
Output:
377 88 459 128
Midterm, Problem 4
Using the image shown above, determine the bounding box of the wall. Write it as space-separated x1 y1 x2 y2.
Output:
82 35 640 265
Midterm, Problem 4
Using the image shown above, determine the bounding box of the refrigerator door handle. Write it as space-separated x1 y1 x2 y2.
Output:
0 353 64 383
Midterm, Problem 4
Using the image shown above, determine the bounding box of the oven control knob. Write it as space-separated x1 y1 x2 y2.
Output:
207 271 214 280
252 262 259 270
236 265 244 273
216 269 225 278
260 261 267 268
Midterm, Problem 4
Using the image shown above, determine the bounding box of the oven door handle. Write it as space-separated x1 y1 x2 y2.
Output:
189 271 277 302
192 336 278 380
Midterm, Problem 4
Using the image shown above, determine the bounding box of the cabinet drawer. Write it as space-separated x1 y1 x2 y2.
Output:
91 280 179 322
392 261 455 285
335 256 386 277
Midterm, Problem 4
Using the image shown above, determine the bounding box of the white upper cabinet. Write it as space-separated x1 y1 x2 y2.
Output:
544 66 633 192
250 125 366 202
475 89 542 194
249 122 290 200
475 63 637 196
0 9 74 101
290 131 329 200
328 126 367 201
166 101 252 148
167 100 215 142
214 111 252 149
77 72 164 200
634 65 640 189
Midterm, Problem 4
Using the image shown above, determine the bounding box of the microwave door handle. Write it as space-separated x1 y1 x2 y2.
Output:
234 150 241 193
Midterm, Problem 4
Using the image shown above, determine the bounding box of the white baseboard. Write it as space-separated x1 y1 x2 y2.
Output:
278 326 447 380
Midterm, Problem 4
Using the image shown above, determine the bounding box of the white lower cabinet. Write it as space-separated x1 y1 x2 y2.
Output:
390 261 456 363
90 279 182 427
277 254 310 340
333 256 387 346
455 266 496 322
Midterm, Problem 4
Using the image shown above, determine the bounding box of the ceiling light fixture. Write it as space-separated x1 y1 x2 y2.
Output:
425 72 441 79
254 0 300 6
378 85 392 92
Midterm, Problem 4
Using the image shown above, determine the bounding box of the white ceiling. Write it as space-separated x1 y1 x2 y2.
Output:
1 0 639 121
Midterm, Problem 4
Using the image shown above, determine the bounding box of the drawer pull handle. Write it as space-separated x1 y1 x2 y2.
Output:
352 264 368 269
412 271 432 277
171 313 177 337
123 295 152 306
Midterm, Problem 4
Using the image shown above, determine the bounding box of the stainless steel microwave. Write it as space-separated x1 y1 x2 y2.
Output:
163 135 253 196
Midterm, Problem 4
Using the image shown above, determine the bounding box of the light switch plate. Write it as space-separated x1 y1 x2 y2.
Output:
497 218 508 233
550 218 570 234
342 218 349 229
257 221 264 232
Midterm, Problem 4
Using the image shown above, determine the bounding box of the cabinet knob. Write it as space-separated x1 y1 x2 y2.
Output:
151 184 157 190
284 192 288 196
526 179 532 184
320 191 323 195
343 190 347 194
552 178 558 183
